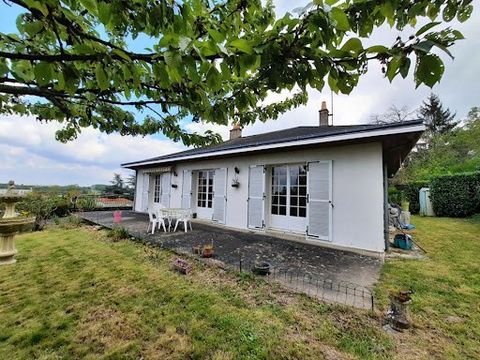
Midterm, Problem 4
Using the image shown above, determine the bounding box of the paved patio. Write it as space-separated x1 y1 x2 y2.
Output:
81 211 382 308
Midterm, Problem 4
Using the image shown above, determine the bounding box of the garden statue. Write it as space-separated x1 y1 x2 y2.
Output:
0 181 35 265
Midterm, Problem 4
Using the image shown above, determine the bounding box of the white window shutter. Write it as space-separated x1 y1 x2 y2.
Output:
248 165 265 229
213 168 227 223
141 172 149 212
160 173 171 207
307 161 332 240
181 170 192 209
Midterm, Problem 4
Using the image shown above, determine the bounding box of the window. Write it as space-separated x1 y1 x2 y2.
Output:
197 170 214 208
153 174 161 203
290 165 307 218
271 166 287 215
271 165 307 218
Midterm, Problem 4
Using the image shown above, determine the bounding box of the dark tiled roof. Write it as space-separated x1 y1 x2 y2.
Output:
122 119 424 167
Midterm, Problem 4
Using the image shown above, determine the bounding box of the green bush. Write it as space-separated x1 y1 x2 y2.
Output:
388 187 403 205
430 172 480 217
76 196 97 211
16 192 67 230
397 181 428 214
59 215 84 229
108 227 130 242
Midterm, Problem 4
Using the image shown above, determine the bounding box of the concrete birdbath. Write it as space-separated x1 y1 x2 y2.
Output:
0 181 35 265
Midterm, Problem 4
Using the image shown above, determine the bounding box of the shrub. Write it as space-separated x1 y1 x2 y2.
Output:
76 196 97 211
59 215 84 229
397 181 428 214
430 172 480 217
16 192 66 230
388 187 403 205
108 227 130 242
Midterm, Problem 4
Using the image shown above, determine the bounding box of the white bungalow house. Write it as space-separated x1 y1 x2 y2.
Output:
122 104 424 256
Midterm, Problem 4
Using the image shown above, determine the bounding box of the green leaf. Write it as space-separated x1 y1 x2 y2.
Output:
206 66 221 92
399 58 411 79
365 45 388 54
11 60 34 82
415 54 444 88
95 63 108 90
34 61 54 86
340 38 363 54
79 0 98 14
207 28 225 43
330 8 350 31
229 39 253 55
97 2 112 25
386 56 401 82
178 36 191 52
0 60 8 77
412 40 435 54
415 22 441 36
442 2 457 22
457 4 473 23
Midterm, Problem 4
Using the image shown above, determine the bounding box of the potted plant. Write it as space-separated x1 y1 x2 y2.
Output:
202 243 214 258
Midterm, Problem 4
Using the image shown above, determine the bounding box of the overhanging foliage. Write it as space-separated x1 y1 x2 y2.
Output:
0 0 473 145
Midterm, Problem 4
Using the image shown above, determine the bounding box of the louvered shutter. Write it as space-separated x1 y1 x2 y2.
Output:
213 168 227 223
307 161 332 240
160 173 171 207
181 170 192 209
248 165 265 229
141 172 149 212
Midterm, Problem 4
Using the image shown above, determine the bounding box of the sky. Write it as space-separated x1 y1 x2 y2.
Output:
0 1 479 186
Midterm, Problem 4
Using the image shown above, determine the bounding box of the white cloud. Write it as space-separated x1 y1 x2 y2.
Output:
0 115 185 185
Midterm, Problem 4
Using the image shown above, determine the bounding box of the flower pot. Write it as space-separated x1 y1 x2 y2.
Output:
202 246 214 258
172 258 192 274
252 262 271 276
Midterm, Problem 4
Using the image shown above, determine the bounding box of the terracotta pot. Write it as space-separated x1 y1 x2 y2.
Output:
202 246 214 258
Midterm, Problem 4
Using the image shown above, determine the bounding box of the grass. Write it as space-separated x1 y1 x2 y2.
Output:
0 216 478 359
376 215 480 359
0 225 391 360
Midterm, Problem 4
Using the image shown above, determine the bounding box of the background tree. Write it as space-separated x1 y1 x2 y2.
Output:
0 0 472 146
370 105 417 124
419 93 458 137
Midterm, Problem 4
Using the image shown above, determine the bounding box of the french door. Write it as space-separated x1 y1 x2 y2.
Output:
196 170 214 220
270 164 307 233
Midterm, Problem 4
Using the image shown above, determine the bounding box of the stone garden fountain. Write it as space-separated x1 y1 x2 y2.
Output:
0 181 34 265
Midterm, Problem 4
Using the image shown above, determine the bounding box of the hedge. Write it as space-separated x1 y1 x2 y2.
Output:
430 172 480 217
396 181 428 214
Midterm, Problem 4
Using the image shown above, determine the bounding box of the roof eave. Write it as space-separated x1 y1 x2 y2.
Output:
122 122 425 169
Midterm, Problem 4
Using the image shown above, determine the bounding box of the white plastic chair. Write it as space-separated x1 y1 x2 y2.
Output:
173 209 193 233
147 210 166 234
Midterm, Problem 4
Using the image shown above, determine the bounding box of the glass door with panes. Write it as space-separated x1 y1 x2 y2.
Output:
196 170 214 220
270 165 307 233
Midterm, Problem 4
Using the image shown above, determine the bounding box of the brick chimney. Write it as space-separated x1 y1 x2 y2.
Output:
229 123 242 140
319 101 329 126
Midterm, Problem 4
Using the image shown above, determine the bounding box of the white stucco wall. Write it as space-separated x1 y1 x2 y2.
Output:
133 142 385 254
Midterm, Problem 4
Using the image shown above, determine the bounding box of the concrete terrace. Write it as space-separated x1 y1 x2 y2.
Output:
80 211 382 308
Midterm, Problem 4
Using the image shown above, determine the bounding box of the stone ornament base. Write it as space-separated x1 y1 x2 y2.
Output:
0 234 18 266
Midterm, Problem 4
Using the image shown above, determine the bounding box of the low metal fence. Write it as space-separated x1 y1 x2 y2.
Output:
234 258 375 310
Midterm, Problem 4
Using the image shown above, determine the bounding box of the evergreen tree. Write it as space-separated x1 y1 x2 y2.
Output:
419 94 458 136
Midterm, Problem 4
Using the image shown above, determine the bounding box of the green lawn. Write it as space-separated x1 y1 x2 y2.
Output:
376 215 480 359
0 216 479 359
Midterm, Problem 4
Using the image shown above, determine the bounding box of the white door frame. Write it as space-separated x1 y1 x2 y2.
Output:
195 169 215 220
269 164 307 233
